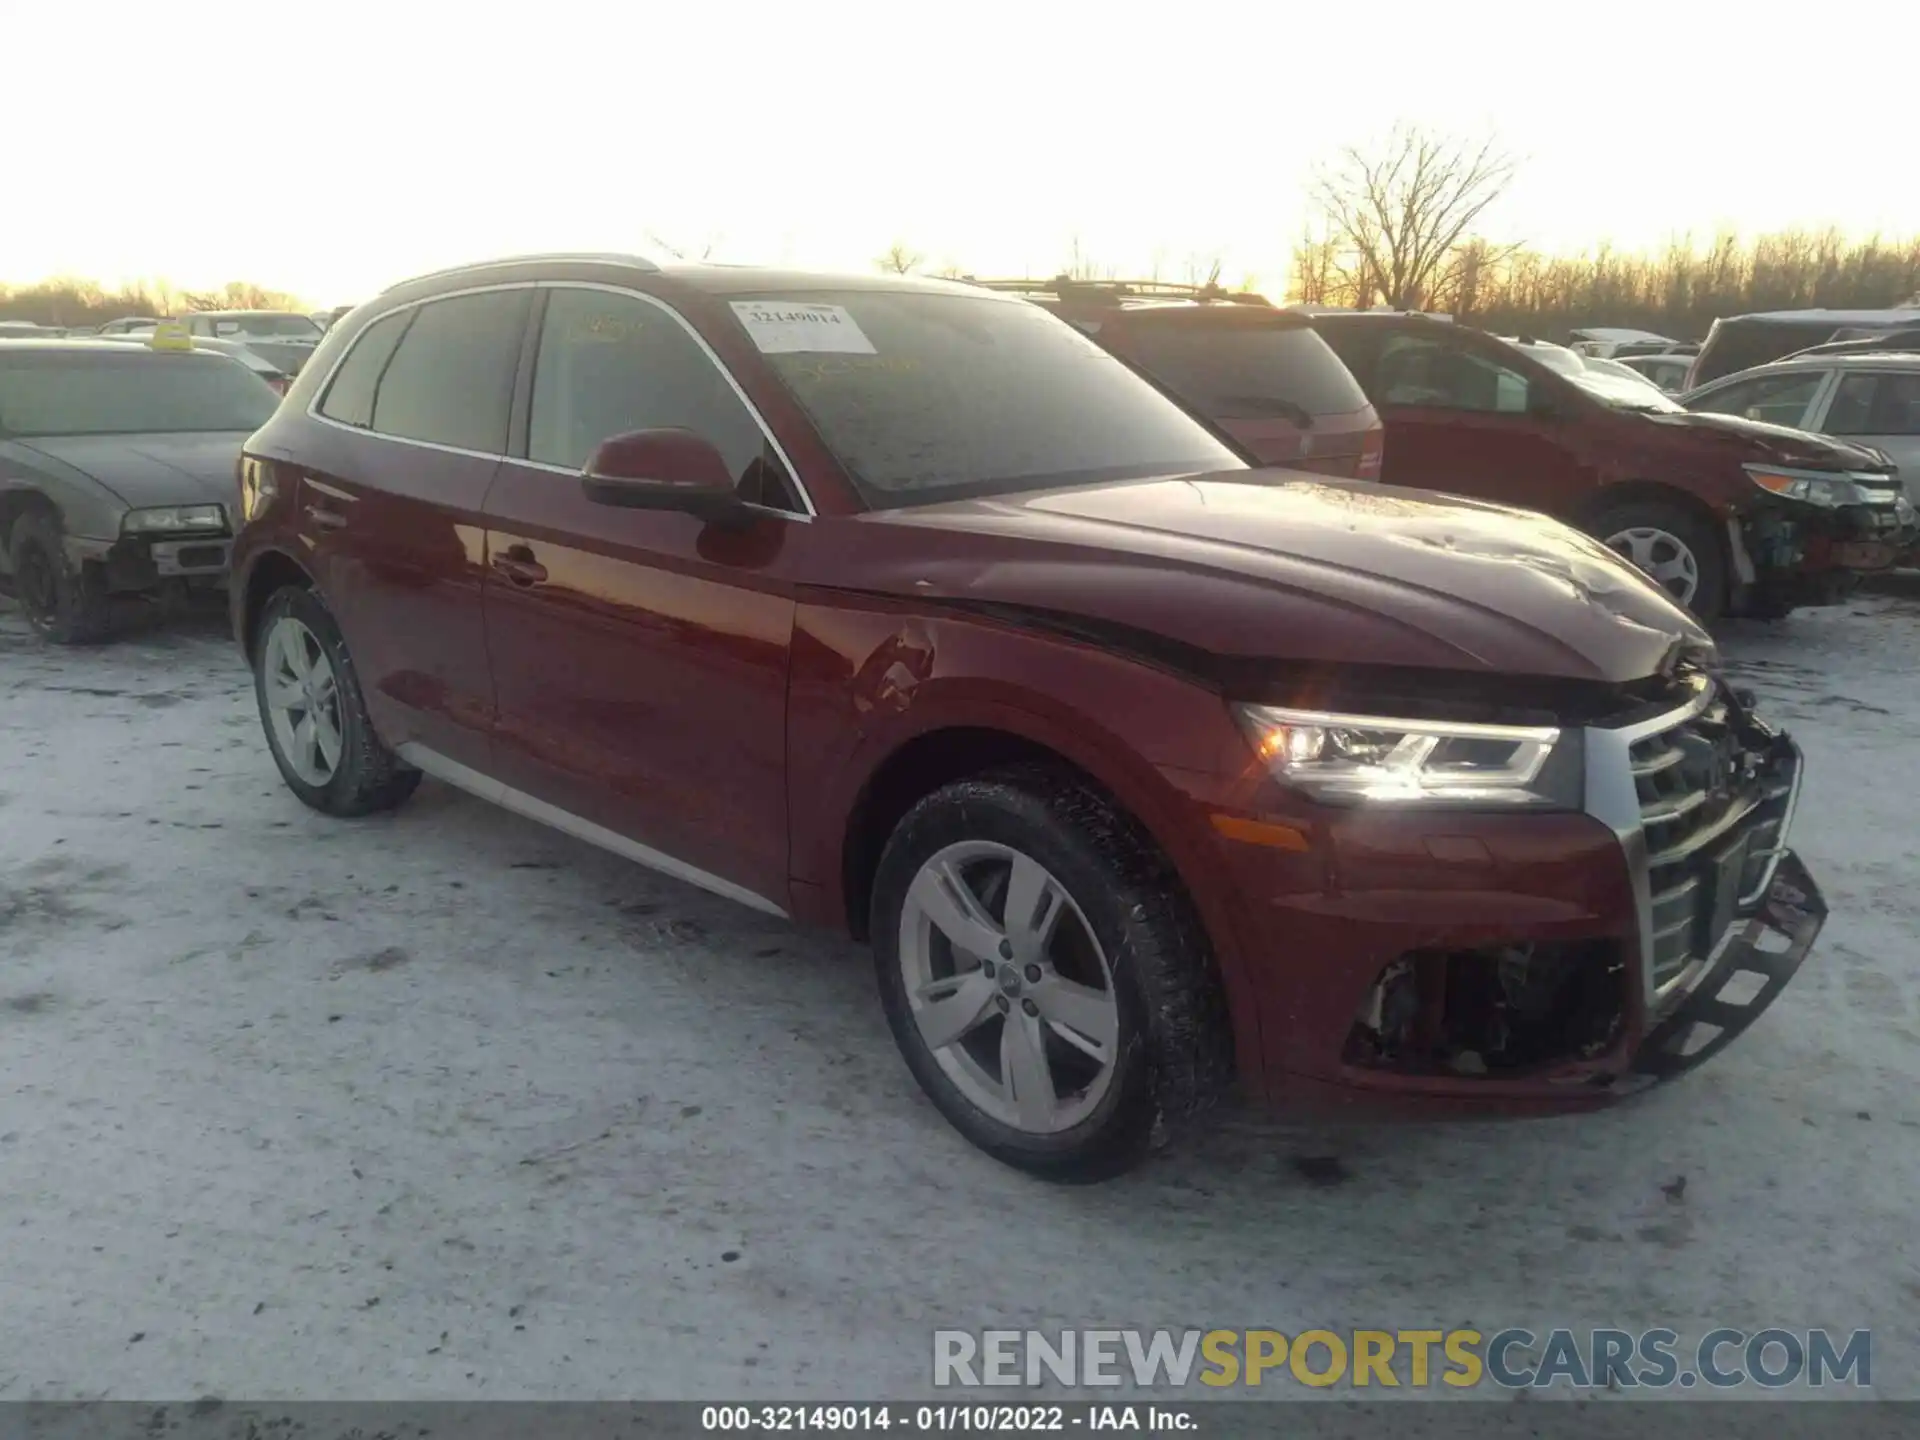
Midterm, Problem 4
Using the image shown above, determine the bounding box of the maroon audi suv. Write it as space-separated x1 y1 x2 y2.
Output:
229 254 1826 1180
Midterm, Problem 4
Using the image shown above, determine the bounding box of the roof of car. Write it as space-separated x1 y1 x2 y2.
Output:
191 308 315 319
1295 307 1455 323
1753 350 1920 372
377 253 1006 304
0 337 226 358
1721 307 1920 326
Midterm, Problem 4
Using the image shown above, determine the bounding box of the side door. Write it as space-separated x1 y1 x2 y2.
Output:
480 284 805 912
1340 328 1585 513
299 286 530 775
1811 369 1920 501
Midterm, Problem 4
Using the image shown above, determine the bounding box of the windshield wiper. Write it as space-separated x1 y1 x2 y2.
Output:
1215 395 1316 427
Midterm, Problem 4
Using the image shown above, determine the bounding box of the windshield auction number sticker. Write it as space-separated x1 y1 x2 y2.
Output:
731 301 877 355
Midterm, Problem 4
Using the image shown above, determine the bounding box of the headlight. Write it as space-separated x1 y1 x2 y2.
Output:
1745 465 1871 508
123 504 227 534
1235 703 1569 807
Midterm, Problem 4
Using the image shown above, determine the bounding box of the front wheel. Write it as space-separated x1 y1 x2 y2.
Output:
870 766 1230 1182
1591 500 1726 622
254 585 420 817
9 510 114 644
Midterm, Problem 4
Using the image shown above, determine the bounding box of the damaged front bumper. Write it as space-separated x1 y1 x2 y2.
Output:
1736 490 1918 610
1627 851 1826 1084
66 532 233 593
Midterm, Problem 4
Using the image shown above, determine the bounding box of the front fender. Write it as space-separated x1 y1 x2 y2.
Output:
786 598 1270 1084
0 446 127 542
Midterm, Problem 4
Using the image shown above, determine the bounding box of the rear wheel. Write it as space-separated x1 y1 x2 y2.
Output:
871 766 1230 1182
8 510 113 644
254 585 420 816
1591 499 1726 622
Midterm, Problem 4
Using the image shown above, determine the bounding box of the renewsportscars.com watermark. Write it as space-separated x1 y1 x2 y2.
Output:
934 1328 1872 1391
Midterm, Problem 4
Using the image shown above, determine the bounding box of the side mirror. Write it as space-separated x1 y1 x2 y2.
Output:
1528 388 1568 422
580 428 749 525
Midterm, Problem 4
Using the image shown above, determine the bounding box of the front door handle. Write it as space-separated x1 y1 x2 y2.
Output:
490 545 548 586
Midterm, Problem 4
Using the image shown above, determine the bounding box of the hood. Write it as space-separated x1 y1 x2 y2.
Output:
1652 409 1895 472
21 433 246 509
848 471 1710 686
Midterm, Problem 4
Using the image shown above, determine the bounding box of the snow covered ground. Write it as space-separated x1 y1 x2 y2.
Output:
0 593 1915 1403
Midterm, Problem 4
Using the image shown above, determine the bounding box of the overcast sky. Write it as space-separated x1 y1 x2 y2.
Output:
7 0 1917 306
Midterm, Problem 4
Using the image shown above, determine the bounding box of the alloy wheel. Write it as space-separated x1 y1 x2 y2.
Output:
897 839 1120 1135
1605 525 1700 607
262 615 344 786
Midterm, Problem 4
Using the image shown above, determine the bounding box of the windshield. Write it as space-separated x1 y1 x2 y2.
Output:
212 313 321 339
1119 319 1371 422
1564 366 1685 412
0 351 280 435
737 290 1242 505
1506 341 1584 375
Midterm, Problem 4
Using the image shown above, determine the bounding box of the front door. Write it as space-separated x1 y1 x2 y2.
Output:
1814 368 1920 505
297 289 530 774
481 285 805 911
1362 331 1588 514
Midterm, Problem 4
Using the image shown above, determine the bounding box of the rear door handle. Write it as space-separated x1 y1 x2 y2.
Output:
490 545 548 586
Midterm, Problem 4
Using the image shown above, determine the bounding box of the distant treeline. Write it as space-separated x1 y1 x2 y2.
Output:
0 277 305 325
1292 229 1920 341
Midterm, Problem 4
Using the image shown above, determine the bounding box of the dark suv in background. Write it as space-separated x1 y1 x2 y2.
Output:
1304 310 1914 620
966 278 1384 480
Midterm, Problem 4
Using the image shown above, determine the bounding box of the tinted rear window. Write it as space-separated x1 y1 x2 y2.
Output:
0 351 279 436
210 314 321 339
369 290 528 453
319 310 411 428
1118 319 1370 421
1696 319 1842 384
740 290 1240 506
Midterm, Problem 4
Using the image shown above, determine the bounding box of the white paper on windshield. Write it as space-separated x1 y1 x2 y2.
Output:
731 301 876 355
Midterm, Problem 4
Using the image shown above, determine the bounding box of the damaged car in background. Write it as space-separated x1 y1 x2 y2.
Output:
1303 310 1915 620
231 256 1828 1180
0 333 279 642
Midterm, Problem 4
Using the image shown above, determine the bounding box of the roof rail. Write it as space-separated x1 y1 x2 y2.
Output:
381 251 663 293
960 274 1273 307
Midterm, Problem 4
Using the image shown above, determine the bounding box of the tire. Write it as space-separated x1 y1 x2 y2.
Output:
1589 499 1727 622
870 764 1230 1182
8 510 114 644
253 584 420 817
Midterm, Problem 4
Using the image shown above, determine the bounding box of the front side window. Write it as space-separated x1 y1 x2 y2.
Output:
734 289 1241 506
370 290 529 454
0 351 279 436
1689 371 1825 429
1824 371 1920 437
1376 335 1531 413
527 288 799 508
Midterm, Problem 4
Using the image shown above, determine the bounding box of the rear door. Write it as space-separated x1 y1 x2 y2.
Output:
1812 369 1920 501
1321 323 1586 513
301 287 530 774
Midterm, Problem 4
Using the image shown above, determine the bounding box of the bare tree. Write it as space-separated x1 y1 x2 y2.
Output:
1064 234 1112 281
1305 125 1519 310
644 230 723 262
1182 252 1224 287
874 241 923 275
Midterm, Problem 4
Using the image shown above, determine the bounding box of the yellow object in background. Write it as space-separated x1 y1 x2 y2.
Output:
148 320 194 352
